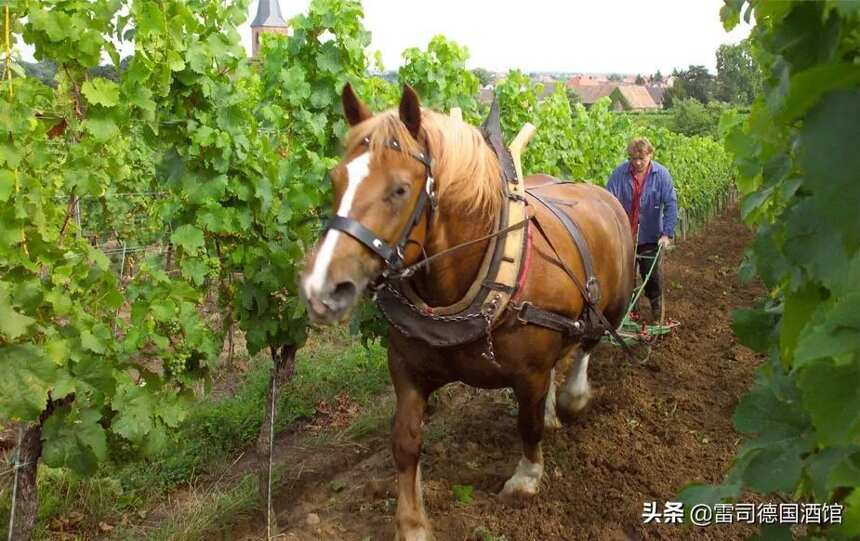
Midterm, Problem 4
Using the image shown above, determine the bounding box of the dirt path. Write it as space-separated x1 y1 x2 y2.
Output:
227 207 764 541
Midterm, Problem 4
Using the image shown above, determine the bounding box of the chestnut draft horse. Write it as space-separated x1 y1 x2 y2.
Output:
300 84 634 540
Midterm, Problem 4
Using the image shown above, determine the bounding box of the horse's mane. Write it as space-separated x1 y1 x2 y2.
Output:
344 109 503 220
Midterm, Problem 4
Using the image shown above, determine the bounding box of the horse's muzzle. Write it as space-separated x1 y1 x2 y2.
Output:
301 278 362 325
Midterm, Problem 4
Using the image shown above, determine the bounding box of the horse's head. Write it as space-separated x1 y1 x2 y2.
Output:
299 84 435 324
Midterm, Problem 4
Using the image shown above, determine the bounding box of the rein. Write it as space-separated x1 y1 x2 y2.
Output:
389 212 533 280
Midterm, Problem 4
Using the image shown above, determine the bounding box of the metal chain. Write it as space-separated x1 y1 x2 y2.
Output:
481 312 499 367
380 284 503 366
382 283 485 323
480 295 501 367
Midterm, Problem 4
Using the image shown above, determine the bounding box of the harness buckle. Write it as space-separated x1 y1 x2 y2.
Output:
513 301 533 325
426 176 438 209
586 276 601 304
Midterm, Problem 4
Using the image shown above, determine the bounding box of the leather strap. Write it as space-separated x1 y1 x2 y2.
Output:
513 301 585 336
327 135 436 273
527 195 636 359
527 190 600 304
327 215 400 267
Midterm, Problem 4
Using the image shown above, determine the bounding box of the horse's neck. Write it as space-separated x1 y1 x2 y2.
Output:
411 205 495 307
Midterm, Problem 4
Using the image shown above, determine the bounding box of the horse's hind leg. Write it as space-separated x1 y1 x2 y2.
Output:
390 350 434 541
557 337 600 418
500 372 550 501
543 368 562 429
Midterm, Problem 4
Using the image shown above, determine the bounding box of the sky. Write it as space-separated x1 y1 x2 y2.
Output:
240 0 753 75
19 0 752 75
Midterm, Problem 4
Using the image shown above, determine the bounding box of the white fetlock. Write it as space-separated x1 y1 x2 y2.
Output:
395 525 432 541
500 457 543 499
558 386 592 415
544 370 562 429
558 352 592 416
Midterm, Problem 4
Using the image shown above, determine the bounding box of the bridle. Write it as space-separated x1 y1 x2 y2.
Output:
325 135 437 275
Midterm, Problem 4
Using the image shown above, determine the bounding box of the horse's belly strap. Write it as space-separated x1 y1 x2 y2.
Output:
511 301 586 337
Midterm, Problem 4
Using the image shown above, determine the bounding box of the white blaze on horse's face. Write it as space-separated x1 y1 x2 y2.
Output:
302 152 372 321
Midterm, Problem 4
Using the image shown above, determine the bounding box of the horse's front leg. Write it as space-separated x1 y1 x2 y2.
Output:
500 372 550 501
390 352 433 541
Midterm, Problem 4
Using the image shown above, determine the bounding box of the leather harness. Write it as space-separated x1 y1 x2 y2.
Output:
324 101 628 355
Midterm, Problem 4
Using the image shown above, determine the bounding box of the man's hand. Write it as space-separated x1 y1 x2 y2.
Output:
658 235 672 249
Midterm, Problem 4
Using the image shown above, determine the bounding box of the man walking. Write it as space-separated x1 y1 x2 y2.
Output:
606 137 677 323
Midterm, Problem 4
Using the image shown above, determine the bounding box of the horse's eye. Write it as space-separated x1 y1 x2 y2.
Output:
393 184 409 198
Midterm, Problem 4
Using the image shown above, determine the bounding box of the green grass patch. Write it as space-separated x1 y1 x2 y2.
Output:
115 473 258 541
7 327 388 539
115 377 397 540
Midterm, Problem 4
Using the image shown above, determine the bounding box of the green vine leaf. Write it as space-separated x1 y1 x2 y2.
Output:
170 224 205 255
42 407 108 475
0 345 58 421
81 78 120 107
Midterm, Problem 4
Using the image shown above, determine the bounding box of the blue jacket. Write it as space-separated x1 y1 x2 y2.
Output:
606 160 678 245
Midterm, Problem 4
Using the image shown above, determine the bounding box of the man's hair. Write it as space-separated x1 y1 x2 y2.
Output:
627 137 654 156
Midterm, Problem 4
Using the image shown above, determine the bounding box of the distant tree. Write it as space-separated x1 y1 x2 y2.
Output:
472 67 494 87
21 60 57 85
608 73 622 81
652 70 664 83
669 98 728 137
672 64 716 104
662 77 685 109
88 64 120 81
566 87 581 110
635 74 646 85
715 39 761 105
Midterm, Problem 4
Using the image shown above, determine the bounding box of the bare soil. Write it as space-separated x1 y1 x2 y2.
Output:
219 206 765 541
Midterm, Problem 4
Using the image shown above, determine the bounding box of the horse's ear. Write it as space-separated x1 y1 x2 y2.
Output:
399 84 422 140
342 83 372 126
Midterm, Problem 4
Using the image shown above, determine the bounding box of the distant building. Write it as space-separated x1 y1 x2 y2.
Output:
250 0 288 57
609 85 660 111
645 86 667 108
569 82 660 111
478 87 495 105
568 83 617 107
538 81 560 100
567 74 604 86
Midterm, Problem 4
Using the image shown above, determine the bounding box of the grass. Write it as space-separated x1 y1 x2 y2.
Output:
115 474 258 541
121 393 399 541
1 326 389 540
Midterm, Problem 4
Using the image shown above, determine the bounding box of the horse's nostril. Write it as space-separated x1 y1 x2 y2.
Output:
330 280 358 307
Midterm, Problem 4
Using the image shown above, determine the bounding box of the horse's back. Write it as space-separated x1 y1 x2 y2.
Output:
524 175 627 224
523 175 634 321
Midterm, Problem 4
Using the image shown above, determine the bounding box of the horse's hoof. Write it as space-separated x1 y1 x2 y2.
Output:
395 522 433 541
395 530 433 541
499 481 538 504
499 457 542 503
544 414 562 430
557 387 592 419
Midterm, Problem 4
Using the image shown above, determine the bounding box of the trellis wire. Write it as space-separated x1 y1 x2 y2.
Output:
266 374 277 540
6 426 23 541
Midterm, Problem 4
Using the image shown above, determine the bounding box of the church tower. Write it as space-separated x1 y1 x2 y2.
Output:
250 0 288 57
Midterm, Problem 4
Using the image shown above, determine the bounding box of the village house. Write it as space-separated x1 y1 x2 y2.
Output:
608 85 659 111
